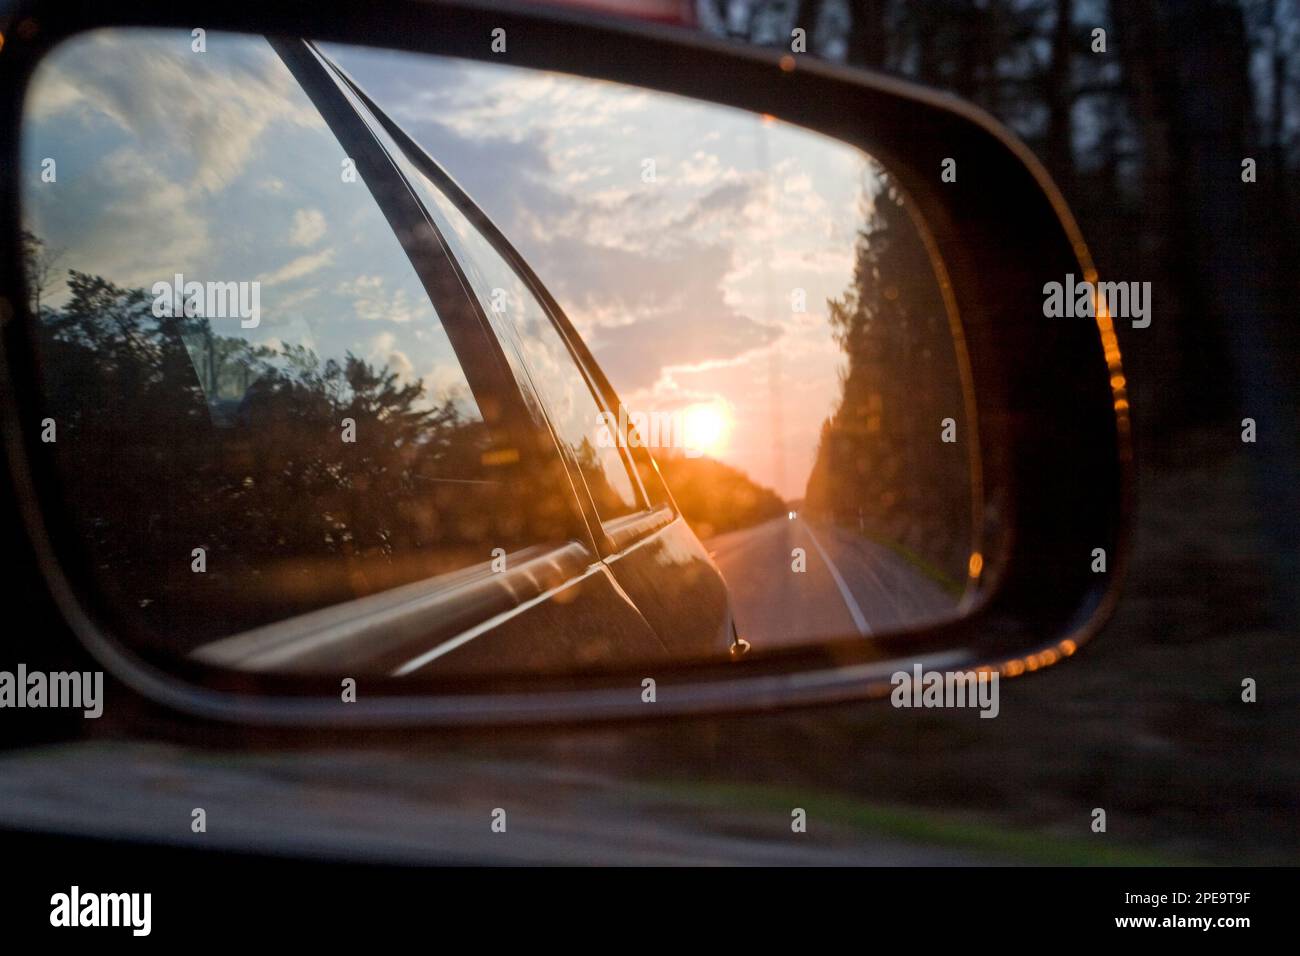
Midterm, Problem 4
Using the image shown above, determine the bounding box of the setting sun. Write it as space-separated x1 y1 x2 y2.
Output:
682 401 731 457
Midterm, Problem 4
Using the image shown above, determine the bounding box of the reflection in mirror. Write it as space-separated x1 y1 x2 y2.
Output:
20 28 981 682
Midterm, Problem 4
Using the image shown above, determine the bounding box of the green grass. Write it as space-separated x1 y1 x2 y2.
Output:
816 518 966 597
651 779 1199 866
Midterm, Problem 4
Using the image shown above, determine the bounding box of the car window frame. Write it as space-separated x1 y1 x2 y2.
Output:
273 38 560 516
314 45 680 560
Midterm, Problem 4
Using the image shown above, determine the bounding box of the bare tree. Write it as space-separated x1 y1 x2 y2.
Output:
20 228 63 316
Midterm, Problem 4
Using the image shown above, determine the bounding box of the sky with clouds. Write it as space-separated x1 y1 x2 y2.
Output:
23 28 897 501
23 29 482 426
325 43 889 500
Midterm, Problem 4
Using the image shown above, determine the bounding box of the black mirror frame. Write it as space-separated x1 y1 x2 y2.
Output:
0 0 1131 727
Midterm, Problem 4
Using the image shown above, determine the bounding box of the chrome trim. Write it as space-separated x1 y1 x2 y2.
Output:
601 505 675 554
192 542 594 673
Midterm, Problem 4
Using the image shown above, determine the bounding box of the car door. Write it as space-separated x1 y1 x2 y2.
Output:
316 46 737 660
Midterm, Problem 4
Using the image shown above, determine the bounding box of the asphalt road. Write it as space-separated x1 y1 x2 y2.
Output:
707 514 959 648
0 742 996 865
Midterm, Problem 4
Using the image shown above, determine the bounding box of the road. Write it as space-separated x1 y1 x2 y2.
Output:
707 514 959 648
0 742 999 865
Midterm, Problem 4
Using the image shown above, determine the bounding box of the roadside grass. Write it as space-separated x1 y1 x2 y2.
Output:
859 535 965 597
651 779 1196 866
814 517 965 597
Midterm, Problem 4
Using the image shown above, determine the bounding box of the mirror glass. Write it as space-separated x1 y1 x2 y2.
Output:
20 28 982 681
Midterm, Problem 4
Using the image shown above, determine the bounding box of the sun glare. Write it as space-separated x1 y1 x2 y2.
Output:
682 402 731 457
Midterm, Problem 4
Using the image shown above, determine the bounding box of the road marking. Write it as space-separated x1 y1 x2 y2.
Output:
800 521 872 637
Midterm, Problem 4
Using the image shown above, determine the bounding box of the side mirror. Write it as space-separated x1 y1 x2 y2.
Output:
0 0 1129 726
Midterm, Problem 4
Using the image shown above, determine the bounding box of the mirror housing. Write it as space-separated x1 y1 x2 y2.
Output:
0 0 1130 726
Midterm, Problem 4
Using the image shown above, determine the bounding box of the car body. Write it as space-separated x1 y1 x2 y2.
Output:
233 38 740 676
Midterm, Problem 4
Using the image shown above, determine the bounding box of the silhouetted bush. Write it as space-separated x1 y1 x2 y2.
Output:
655 450 786 539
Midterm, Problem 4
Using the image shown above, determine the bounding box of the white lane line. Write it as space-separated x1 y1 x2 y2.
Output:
800 521 872 637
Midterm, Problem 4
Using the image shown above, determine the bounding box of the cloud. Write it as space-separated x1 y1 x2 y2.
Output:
23 145 212 296
29 30 323 195
423 362 473 406
677 151 726 187
257 248 334 285
378 345 415 383
289 208 327 247
580 243 782 392
398 116 574 234
336 275 431 324
667 179 759 233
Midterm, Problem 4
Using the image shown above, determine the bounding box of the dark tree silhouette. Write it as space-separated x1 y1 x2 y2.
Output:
803 173 972 585
31 264 542 652
655 450 786 538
